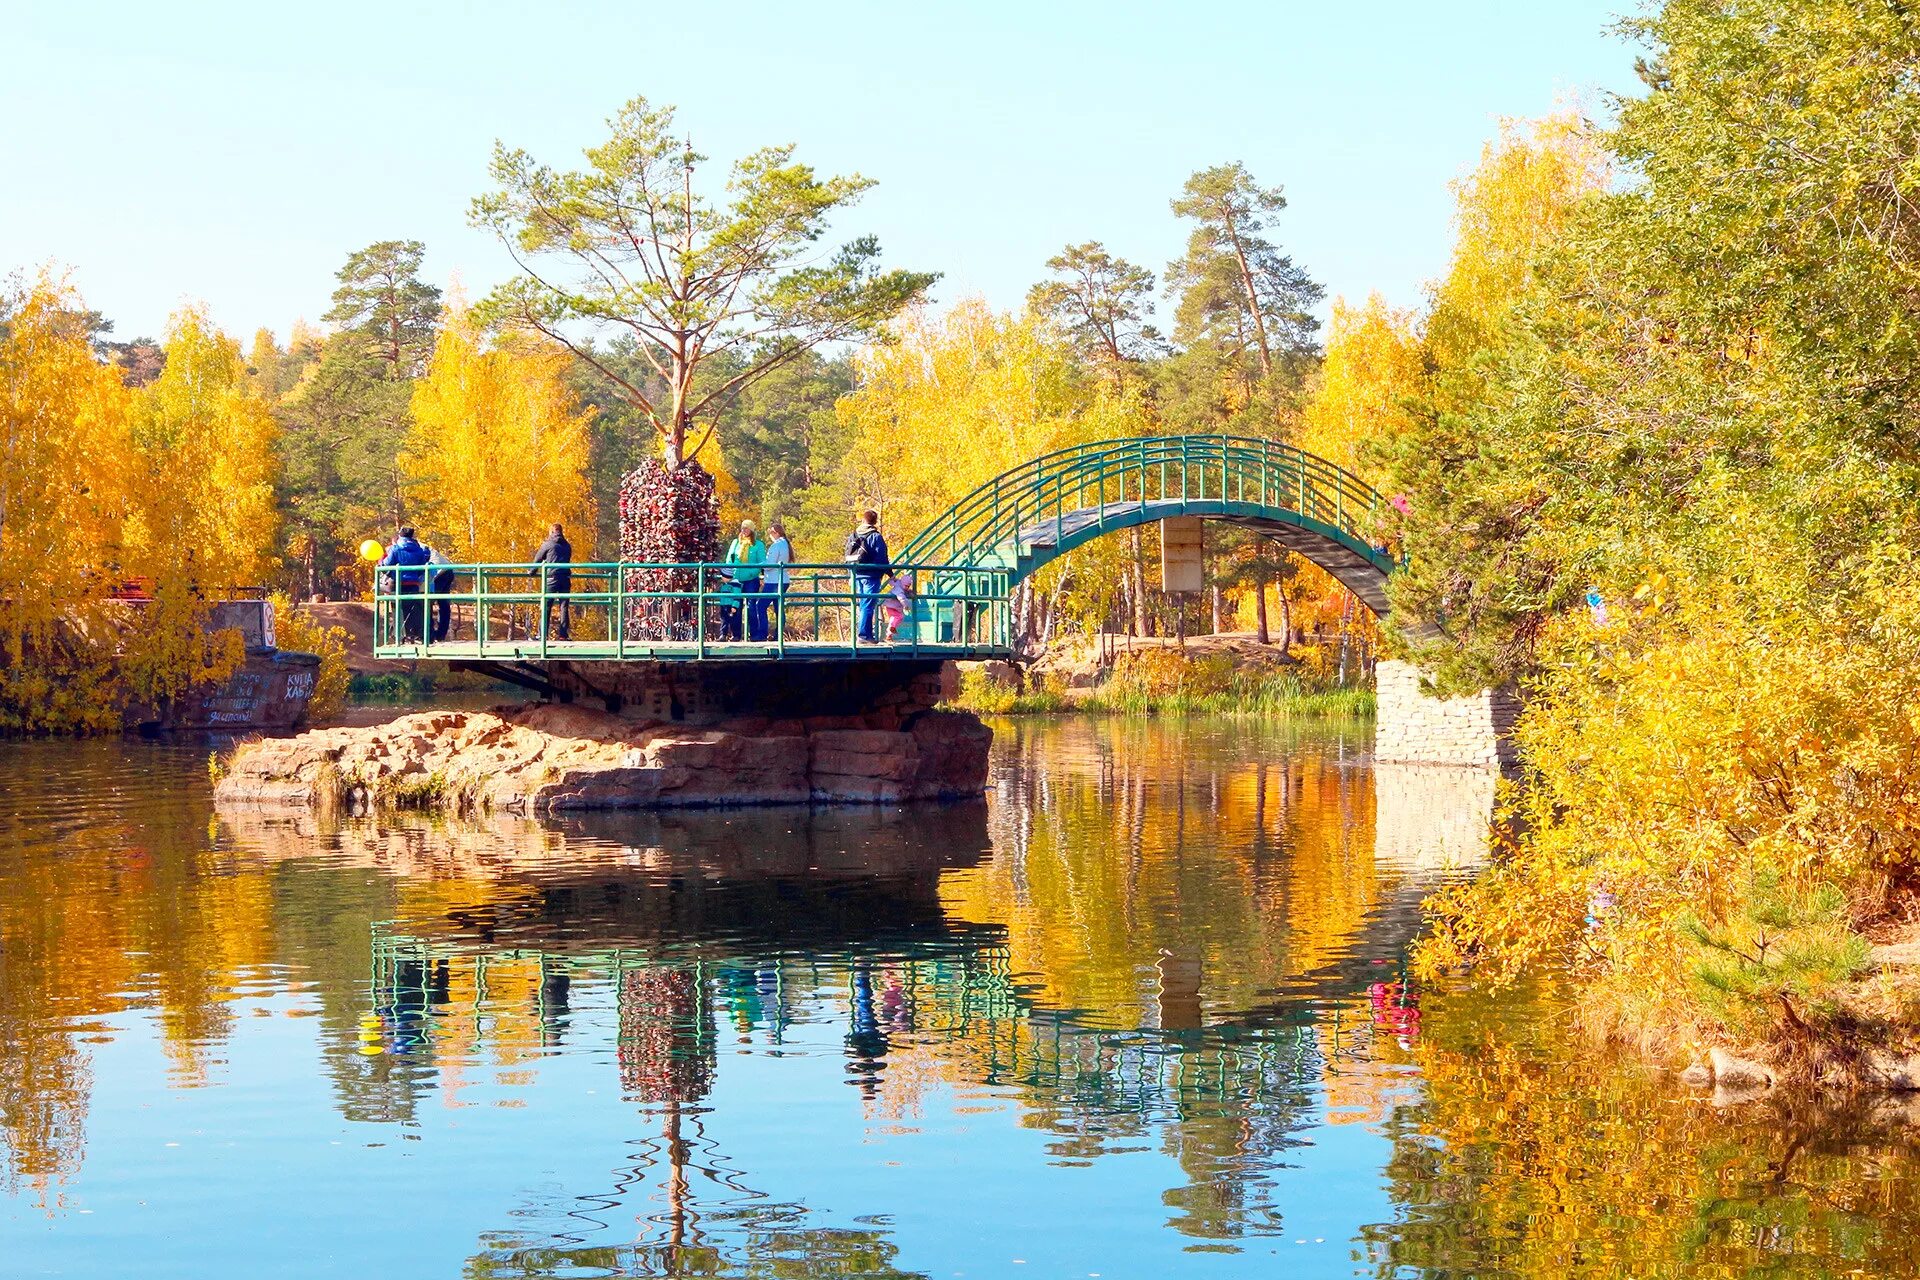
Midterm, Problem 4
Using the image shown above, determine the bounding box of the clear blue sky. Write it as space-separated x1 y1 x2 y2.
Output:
5 0 1638 343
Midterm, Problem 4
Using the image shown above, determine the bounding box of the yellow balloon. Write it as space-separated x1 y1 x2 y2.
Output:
358 539 384 563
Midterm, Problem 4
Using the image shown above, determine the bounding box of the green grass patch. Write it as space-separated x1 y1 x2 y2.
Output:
949 666 1374 719
348 667 507 701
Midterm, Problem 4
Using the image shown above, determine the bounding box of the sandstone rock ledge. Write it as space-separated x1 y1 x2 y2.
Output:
214 702 993 813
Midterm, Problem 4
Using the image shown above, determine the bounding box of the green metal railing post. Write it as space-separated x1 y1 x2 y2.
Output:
696 567 707 658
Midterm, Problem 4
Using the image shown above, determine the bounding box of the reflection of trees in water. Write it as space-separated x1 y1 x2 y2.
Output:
359 932 1351 1264
1361 987 1920 1279
0 741 333 1202
960 717 1400 1029
2 722 1490 1268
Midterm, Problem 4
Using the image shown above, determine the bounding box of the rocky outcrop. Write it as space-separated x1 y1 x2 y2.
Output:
214 701 993 813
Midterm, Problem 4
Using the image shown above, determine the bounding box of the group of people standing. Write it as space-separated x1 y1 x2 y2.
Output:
379 523 572 644
715 519 794 641
378 510 913 647
714 511 906 644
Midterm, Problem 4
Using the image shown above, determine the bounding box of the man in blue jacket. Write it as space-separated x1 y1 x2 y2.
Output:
379 526 432 644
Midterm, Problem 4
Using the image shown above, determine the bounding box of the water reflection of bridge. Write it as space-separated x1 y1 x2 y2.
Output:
212 720 1495 1268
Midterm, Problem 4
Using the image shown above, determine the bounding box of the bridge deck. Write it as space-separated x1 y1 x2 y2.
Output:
376 638 1008 663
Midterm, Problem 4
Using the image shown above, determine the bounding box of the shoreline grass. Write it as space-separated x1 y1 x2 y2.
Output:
949 673 1374 719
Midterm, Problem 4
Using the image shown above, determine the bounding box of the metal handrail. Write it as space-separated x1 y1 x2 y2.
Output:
370 437 1395 661
372 560 1013 660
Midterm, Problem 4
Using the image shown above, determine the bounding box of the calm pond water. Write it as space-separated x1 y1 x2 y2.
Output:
5 717 1920 1278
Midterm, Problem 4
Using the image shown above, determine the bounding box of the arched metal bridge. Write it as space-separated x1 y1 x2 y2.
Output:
372 434 1396 663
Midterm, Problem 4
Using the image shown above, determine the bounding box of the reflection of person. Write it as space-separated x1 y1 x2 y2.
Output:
378 526 431 643
375 955 450 1056
844 963 889 1099
532 523 572 641
843 509 890 643
1369 980 1421 1048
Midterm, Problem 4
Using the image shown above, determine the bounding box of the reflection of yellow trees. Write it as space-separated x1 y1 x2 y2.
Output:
1372 988 1920 1277
0 748 291 1199
895 718 1419 1245
151 860 278 1084
938 719 1388 1028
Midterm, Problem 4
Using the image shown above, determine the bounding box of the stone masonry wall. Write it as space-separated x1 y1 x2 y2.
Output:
548 659 957 727
1373 659 1521 771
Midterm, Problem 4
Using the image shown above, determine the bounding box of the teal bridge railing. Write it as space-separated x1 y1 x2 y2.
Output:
371 434 1394 663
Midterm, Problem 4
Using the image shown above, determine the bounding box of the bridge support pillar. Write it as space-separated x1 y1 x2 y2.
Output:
542 658 959 727
1373 660 1521 772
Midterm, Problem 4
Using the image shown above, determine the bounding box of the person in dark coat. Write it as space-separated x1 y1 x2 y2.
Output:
427 546 456 643
843 509 890 643
378 525 432 643
532 524 573 641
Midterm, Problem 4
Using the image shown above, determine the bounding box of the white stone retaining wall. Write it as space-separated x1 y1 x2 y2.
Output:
1373 659 1522 771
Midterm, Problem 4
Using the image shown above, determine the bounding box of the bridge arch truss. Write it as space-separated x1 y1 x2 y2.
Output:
898 435 1396 616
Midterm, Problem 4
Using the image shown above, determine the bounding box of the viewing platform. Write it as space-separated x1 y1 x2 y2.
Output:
371 562 1016 666
372 434 1400 671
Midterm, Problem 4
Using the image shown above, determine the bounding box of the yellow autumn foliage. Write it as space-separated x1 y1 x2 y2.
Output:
0 281 282 729
825 300 1151 550
1418 562 1920 1048
0 284 134 652
1297 293 1424 490
1425 110 1607 377
268 594 351 722
402 306 596 562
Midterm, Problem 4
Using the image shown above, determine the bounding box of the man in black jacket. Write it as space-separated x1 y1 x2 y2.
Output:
532 524 572 641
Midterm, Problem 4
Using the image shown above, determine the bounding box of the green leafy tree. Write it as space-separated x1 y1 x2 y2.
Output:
712 347 854 521
472 95 937 468
275 241 442 593
1026 241 1162 369
321 239 442 378
1376 115 1605 690
1167 163 1322 385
